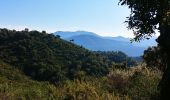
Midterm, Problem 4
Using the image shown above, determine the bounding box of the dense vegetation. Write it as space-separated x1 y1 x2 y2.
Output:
0 28 112 82
143 46 166 71
0 60 161 99
0 28 138 82
94 51 137 67
119 0 170 98
0 28 162 99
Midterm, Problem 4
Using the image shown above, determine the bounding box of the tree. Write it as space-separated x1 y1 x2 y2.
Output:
24 28 29 32
119 0 170 99
143 46 166 71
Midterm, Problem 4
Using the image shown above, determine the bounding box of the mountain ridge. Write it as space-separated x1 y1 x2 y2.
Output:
54 31 157 57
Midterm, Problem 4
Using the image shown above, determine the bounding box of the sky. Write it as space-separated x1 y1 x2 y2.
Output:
0 0 134 37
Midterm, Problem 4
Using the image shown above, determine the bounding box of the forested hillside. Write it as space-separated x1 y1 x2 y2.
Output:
0 28 112 82
0 59 161 100
0 28 162 99
0 28 137 82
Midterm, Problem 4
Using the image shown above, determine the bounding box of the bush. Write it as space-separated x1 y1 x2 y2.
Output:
104 65 162 100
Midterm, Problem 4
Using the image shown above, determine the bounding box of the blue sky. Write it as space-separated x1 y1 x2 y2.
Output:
0 0 134 37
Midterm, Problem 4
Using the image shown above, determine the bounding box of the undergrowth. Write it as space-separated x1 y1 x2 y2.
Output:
0 62 162 100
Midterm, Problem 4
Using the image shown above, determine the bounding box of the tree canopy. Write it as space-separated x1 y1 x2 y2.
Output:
0 28 136 83
119 0 170 41
119 0 170 99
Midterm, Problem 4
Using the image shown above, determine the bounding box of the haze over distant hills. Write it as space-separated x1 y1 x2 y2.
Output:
54 31 157 57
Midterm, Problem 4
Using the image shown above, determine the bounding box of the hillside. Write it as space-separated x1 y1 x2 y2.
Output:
54 31 157 57
0 28 139 82
0 28 112 82
0 28 161 99
0 60 161 99
0 60 57 99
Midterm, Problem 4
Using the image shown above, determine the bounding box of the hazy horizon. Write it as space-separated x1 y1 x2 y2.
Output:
0 0 135 38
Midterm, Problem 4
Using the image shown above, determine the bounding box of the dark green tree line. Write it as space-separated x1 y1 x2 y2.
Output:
0 28 111 82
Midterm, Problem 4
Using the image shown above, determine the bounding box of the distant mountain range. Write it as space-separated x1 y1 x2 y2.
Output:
54 31 157 57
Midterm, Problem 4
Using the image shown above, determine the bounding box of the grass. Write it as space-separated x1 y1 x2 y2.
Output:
0 61 162 100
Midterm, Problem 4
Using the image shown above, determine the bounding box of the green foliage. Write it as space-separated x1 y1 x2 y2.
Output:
0 28 162 99
94 51 137 67
0 60 58 99
119 1 170 98
0 61 161 100
143 46 166 71
105 65 162 100
128 67 161 100
119 0 170 41
0 28 110 82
